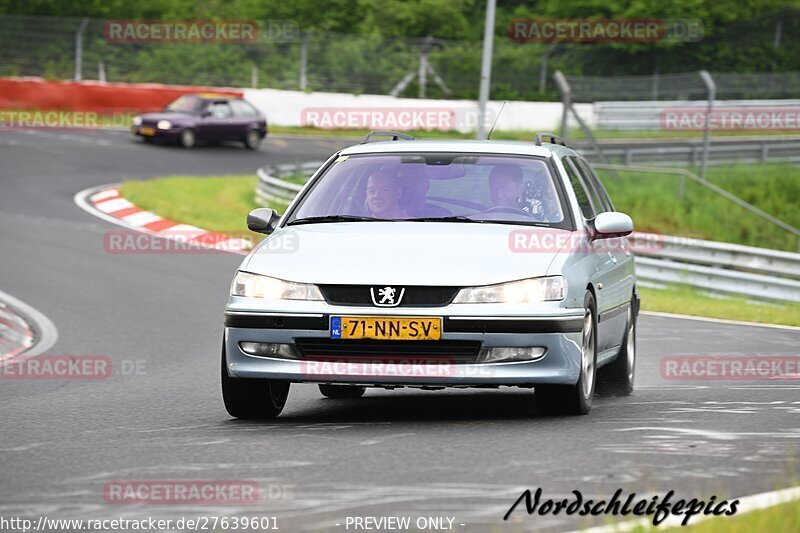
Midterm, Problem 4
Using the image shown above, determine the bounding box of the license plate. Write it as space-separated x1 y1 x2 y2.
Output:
331 316 441 340
140 127 156 136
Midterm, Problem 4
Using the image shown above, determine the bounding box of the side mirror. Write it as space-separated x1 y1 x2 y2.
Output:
247 208 279 234
201 110 212 118
592 212 633 239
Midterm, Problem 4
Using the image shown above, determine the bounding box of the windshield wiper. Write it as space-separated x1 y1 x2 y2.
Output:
404 216 485 223
287 215 393 226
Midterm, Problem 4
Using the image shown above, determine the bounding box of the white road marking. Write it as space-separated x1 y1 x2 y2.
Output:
641 311 800 332
0 289 58 360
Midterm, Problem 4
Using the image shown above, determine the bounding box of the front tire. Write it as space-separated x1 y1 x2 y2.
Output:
221 343 289 419
318 384 366 399
179 128 196 148
599 297 636 396
536 291 597 415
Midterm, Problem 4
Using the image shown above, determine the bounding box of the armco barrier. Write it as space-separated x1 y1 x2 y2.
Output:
254 163 800 302
0 77 242 113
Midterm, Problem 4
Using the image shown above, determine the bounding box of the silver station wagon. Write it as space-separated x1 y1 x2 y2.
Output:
222 132 638 418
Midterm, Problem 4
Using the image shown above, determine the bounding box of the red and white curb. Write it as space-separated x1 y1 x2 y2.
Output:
0 289 59 362
0 302 33 360
74 184 252 255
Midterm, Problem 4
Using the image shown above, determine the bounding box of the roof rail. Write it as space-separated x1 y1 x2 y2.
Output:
534 132 568 147
361 131 415 144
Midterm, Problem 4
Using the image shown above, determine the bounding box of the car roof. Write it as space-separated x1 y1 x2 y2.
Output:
339 139 577 158
190 92 241 101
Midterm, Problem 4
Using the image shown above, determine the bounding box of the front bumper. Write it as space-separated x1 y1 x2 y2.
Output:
223 305 585 387
131 125 181 140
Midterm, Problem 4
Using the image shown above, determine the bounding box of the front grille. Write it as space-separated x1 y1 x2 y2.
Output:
294 338 482 363
318 285 460 307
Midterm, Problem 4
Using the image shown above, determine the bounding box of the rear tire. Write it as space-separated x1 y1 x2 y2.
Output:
244 129 262 150
318 384 366 399
536 291 597 415
599 297 636 396
179 128 196 148
221 342 289 419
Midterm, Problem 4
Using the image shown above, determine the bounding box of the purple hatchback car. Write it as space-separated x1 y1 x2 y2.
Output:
131 94 268 149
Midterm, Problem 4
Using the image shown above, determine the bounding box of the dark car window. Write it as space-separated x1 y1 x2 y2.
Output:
576 158 615 212
566 156 606 216
209 102 233 119
230 100 259 117
562 157 596 219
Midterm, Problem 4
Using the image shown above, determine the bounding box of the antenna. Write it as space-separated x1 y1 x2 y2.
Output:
487 101 507 140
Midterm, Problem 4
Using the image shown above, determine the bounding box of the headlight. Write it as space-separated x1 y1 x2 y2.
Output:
453 276 566 303
132 116 142 126
231 271 323 300
156 120 172 130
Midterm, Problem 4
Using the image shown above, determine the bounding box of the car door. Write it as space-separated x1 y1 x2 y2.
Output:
575 157 634 352
563 157 622 354
203 101 237 140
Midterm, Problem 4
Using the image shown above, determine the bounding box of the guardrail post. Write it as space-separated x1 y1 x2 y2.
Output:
299 33 309 91
761 143 769 163
476 0 497 140
554 70 571 140
698 70 715 178
74 18 89 81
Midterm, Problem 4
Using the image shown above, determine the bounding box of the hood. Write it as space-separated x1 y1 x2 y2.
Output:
243 222 570 286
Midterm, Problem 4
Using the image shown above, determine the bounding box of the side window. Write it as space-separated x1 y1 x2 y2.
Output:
567 157 605 215
230 100 257 117
576 158 614 212
209 102 233 119
562 157 595 219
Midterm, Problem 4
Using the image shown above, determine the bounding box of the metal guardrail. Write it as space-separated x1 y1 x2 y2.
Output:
594 100 800 130
635 256 800 302
575 136 800 166
254 162 800 302
255 161 320 207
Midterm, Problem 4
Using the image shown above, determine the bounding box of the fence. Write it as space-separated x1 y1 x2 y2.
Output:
2 14 800 103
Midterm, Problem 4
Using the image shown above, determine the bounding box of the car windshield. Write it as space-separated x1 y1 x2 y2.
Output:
165 95 206 114
287 153 567 226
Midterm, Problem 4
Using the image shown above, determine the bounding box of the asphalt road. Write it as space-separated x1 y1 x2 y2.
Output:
1 128 798 532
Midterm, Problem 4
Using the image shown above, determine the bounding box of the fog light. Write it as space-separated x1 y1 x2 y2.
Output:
478 347 546 363
239 342 299 359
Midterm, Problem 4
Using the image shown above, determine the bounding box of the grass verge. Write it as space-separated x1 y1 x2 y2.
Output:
652 498 800 532
639 286 800 327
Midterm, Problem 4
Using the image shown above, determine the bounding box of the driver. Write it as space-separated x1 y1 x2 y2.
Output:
365 169 409 219
488 165 524 208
